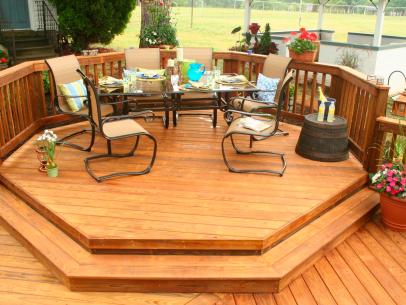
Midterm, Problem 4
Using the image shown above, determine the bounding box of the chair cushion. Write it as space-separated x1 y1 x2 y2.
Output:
58 79 87 112
256 73 279 103
230 97 276 112
102 119 148 138
225 117 275 138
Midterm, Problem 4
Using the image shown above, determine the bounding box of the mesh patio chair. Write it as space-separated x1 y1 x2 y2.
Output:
175 47 219 127
124 48 170 126
228 54 292 134
221 71 293 176
46 55 114 151
78 70 157 182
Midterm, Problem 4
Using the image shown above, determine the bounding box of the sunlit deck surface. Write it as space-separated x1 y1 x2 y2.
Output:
1 216 405 305
0 115 367 254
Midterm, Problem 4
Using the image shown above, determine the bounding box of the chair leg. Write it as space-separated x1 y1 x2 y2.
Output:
222 134 287 176
84 134 157 182
57 120 96 152
212 109 217 128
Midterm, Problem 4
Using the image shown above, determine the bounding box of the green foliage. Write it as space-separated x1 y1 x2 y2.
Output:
49 0 136 51
288 38 316 54
140 5 178 47
255 23 278 55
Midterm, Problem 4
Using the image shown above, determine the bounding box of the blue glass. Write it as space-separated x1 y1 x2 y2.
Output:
187 63 206 82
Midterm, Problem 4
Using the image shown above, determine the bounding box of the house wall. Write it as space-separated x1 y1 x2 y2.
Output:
319 41 406 94
347 32 406 46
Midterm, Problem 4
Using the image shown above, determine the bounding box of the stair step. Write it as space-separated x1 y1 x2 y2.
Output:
0 184 379 293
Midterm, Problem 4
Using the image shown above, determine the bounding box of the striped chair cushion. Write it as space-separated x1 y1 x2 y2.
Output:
58 79 87 112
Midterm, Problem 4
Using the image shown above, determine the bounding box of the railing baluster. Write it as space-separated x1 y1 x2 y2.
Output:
301 71 308 114
292 70 300 114
309 72 317 113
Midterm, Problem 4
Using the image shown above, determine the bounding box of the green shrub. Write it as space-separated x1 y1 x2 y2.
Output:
49 0 136 51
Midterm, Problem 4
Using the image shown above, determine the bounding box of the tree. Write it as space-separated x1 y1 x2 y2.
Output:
49 0 137 51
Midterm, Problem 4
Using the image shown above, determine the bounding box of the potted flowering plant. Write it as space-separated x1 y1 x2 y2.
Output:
283 28 318 62
35 130 59 177
370 162 406 231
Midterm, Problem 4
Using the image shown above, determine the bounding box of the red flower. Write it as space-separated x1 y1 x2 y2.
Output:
249 23 260 35
159 0 164 6
309 32 318 41
299 27 306 32
282 37 290 43
299 31 310 40
290 31 297 36
0 57 7 63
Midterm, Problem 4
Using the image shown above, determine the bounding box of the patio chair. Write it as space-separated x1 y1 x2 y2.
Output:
228 54 292 121
175 47 219 127
221 71 293 176
78 70 158 182
46 55 113 152
124 48 170 126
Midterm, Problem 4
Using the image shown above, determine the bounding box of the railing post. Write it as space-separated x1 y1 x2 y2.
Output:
363 85 389 172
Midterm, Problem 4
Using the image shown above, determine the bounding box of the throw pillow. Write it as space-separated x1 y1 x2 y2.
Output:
256 73 280 103
58 79 87 112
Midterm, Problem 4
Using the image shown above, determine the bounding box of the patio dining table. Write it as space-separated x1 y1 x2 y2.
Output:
99 74 259 128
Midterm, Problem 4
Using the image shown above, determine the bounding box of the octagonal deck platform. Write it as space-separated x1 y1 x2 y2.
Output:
0 115 367 254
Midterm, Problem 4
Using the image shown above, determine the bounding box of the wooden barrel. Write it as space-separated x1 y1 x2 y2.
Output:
295 113 349 162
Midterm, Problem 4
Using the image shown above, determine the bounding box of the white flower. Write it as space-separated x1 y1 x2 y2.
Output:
371 172 380 183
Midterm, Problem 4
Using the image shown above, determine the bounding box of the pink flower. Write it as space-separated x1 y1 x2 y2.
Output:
376 183 383 189
401 178 406 185
387 171 394 177
386 186 392 192
387 177 393 182
387 163 393 168
390 181 396 187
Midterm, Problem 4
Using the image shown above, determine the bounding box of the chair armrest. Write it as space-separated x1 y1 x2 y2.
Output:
57 94 87 98
224 109 274 120
102 110 155 123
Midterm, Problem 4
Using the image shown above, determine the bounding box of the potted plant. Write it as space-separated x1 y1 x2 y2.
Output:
254 23 279 55
284 28 318 62
139 4 178 48
370 133 406 231
36 130 59 177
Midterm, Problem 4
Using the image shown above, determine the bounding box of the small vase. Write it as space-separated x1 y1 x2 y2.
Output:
35 147 48 172
289 49 316 63
47 166 59 178
380 193 406 231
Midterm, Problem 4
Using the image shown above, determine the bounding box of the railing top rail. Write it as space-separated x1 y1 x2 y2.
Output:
1 51 389 95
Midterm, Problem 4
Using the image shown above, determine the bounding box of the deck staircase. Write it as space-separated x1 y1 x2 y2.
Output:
0 183 379 293
1 30 57 64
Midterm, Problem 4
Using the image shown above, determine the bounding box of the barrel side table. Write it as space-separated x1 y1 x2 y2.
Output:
295 113 349 162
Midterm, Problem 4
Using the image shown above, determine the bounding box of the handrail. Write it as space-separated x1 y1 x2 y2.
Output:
0 51 390 172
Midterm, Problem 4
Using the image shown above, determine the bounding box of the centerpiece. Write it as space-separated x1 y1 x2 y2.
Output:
35 130 59 177
284 28 318 62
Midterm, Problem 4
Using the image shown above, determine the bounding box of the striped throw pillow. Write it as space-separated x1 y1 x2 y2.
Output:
58 79 87 112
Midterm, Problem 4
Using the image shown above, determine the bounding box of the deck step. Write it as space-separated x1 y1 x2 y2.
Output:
0 184 379 293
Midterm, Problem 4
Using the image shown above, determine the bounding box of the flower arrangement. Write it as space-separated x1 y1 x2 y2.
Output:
35 130 59 176
283 28 318 55
230 22 278 55
370 163 406 198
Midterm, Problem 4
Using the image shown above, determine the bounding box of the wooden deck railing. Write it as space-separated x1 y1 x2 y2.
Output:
0 51 390 171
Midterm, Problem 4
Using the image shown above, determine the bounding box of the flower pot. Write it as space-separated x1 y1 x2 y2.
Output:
380 193 406 231
159 44 174 50
289 49 316 63
47 166 59 178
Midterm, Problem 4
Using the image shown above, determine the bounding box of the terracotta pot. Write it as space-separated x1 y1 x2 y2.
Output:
289 49 316 63
380 193 406 231
159 44 175 50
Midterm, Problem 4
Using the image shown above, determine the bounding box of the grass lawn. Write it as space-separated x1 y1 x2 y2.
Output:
106 7 406 51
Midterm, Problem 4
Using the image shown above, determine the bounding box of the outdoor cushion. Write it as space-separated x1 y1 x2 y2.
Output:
256 73 280 103
58 79 87 112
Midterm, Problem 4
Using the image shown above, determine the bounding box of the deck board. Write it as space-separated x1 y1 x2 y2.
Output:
0 116 366 253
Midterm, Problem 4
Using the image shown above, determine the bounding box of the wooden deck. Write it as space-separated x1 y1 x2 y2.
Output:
1 216 405 305
0 116 367 254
